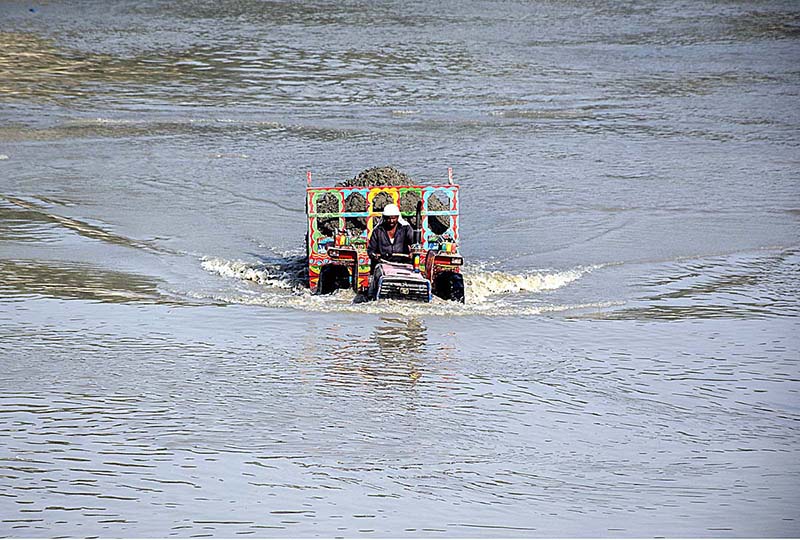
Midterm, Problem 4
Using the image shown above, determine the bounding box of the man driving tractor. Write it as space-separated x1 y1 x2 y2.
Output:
367 203 415 268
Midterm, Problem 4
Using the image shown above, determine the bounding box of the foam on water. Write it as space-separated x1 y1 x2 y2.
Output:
200 256 609 316
200 256 303 290
465 265 588 302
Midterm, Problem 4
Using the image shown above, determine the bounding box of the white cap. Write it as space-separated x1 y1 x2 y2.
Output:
382 203 401 217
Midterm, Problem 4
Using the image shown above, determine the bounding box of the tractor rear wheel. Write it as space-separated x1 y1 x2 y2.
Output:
318 265 351 294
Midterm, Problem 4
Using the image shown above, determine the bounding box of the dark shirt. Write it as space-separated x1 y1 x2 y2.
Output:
367 221 414 261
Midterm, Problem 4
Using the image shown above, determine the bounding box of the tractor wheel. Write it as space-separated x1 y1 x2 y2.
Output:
434 271 465 303
318 265 351 295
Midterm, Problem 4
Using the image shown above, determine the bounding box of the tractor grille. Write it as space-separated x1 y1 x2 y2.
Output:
377 279 431 302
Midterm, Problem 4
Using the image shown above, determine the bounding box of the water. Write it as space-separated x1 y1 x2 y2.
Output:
1 0 799 536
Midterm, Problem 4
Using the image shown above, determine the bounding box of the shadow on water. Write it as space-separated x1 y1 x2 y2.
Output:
0 259 164 304
0 203 63 244
150 0 439 27
1 196 170 253
0 115 379 145
0 29 473 109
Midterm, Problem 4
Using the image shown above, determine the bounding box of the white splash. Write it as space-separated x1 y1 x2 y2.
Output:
201 257 302 290
199 256 605 316
465 267 588 303
211 153 250 159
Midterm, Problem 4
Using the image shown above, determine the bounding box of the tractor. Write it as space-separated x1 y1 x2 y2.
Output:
305 169 465 303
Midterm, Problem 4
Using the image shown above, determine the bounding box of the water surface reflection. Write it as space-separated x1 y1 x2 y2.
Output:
313 317 429 389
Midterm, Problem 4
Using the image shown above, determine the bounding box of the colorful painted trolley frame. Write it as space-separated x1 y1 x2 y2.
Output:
306 183 460 292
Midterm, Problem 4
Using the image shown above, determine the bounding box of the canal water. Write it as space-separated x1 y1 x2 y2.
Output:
1 0 799 536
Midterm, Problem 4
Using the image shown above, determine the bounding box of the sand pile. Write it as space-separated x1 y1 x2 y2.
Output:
335 166 415 188
316 166 450 237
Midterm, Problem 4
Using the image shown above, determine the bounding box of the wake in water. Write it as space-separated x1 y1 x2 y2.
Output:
201 253 308 290
465 265 587 303
200 254 612 316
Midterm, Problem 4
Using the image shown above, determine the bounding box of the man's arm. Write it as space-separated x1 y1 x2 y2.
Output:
402 224 415 253
367 228 381 261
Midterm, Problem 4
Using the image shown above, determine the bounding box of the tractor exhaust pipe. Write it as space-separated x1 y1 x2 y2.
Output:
415 200 423 245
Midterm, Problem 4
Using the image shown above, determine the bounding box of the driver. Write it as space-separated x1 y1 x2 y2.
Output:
367 203 414 267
